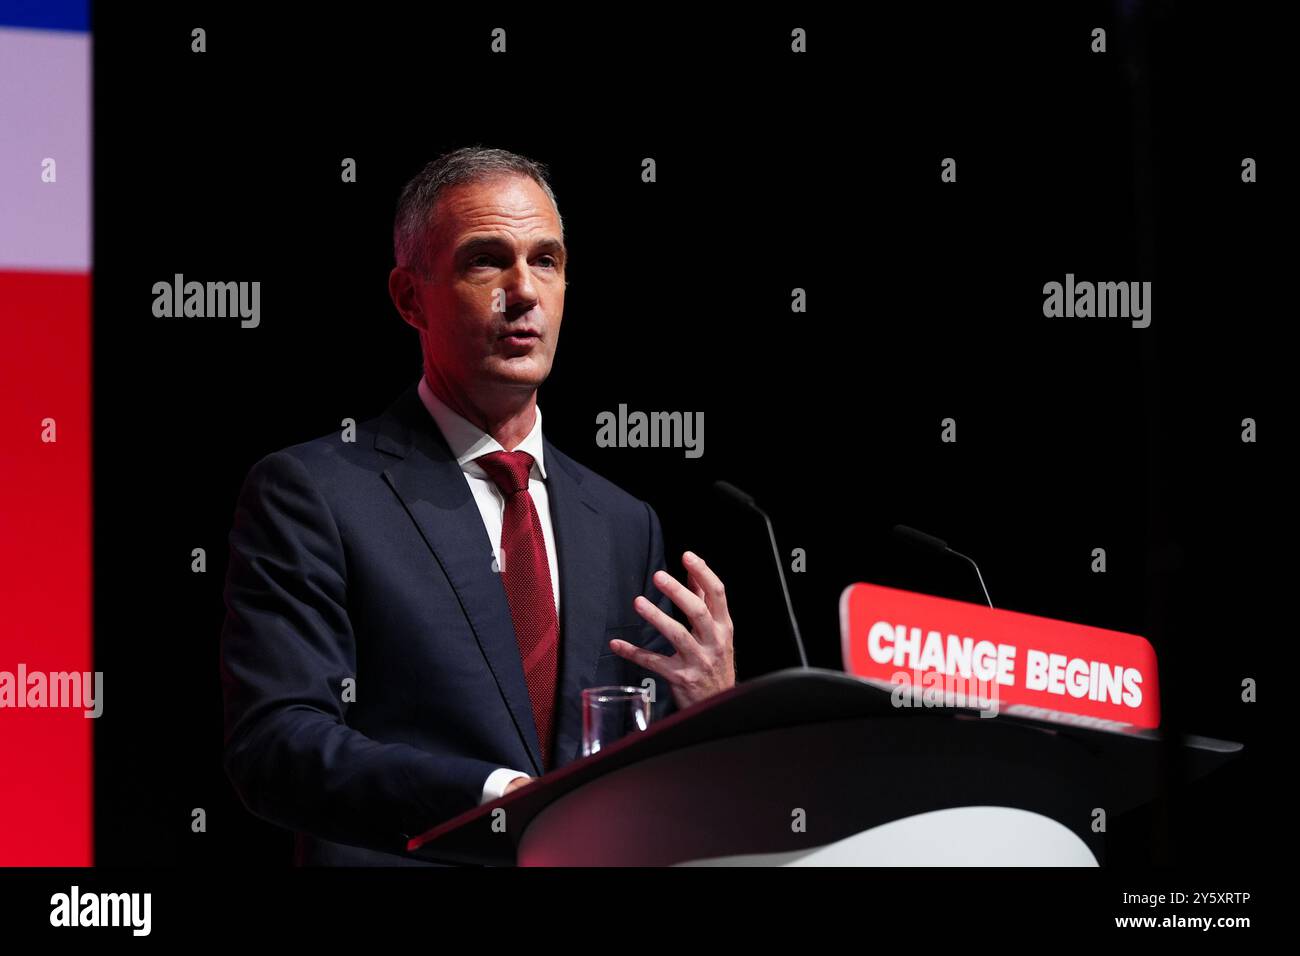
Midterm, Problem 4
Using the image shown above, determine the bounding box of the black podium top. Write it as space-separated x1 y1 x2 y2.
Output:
406 667 1241 866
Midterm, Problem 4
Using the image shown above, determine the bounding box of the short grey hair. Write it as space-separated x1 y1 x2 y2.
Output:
392 146 563 277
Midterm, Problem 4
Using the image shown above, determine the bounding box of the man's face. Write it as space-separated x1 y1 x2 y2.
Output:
414 175 566 397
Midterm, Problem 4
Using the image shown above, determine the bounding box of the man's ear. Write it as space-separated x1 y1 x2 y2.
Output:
388 266 426 333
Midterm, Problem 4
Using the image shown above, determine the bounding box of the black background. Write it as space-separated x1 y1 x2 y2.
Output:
92 2 1279 872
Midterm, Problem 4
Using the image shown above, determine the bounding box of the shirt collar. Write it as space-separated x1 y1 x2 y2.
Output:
417 374 548 480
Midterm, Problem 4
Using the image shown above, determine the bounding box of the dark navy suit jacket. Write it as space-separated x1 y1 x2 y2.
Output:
219 381 680 865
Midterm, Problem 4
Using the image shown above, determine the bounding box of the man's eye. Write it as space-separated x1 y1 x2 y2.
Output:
469 256 496 268
536 256 557 268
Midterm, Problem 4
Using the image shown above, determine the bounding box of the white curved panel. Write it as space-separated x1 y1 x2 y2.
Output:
676 806 1099 866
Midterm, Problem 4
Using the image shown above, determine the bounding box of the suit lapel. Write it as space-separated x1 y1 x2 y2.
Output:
375 384 545 775
544 439 612 768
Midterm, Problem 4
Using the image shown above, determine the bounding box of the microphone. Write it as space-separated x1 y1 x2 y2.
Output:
892 524 994 608
713 480 810 668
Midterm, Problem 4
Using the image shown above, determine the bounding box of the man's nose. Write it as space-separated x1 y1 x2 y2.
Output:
500 255 539 309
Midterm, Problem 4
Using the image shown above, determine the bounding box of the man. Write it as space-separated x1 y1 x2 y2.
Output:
219 147 736 865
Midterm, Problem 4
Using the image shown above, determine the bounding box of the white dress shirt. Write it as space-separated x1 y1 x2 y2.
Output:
416 375 551 804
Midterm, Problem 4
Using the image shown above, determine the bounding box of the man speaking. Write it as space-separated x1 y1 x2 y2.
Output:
219 147 736 865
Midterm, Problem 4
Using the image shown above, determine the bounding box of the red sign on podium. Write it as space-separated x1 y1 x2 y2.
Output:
839 583 1160 731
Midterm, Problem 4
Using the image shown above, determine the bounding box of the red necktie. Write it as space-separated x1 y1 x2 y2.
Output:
475 450 560 770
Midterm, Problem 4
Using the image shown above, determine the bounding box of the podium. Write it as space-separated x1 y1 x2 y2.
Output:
407 668 1241 866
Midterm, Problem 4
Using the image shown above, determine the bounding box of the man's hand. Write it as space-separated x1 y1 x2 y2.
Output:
504 776 534 795
611 551 736 711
